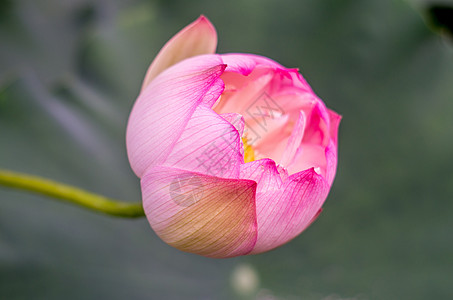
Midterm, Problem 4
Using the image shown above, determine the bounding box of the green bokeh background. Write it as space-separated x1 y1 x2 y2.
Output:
1 0 452 299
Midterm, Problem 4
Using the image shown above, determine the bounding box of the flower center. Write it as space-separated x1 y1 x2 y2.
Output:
242 137 255 163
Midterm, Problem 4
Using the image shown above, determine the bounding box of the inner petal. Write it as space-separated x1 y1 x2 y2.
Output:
213 68 274 114
213 66 330 175
286 143 327 176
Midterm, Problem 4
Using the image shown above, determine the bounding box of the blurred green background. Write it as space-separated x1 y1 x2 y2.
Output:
1 0 453 299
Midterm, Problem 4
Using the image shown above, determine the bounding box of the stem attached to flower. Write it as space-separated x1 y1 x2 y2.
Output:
0 169 145 218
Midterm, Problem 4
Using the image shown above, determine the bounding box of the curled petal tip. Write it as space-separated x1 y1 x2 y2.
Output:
197 14 209 23
141 16 218 90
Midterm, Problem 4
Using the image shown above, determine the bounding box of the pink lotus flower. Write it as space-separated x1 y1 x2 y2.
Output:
126 16 341 258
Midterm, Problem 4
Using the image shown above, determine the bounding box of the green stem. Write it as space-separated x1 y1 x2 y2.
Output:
0 169 145 218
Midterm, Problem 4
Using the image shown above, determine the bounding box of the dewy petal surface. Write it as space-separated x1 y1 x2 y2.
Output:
126 55 225 177
141 16 217 89
250 168 330 254
141 166 257 258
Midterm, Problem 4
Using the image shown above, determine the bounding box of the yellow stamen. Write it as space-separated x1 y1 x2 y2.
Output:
242 137 255 163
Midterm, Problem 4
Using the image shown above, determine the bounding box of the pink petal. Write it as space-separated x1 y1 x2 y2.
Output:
325 141 337 186
141 166 258 258
280 111 306 167
164 105 243 178
277 68 313 92
214 70 275 114
240 158 283 194
223 53 285 70
141 15 218 89
220 113 246 157
286 143 327 178
325 109 341 185
250 168 329 254
221 54 257 76
328 109 342 144
261 89 316 117
248 114 289 154
220 113 245 137
248 114 289 162
302 101 330 147
222 54 310 92
212 54 288 114
326 109 341 185
126 55 226 177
